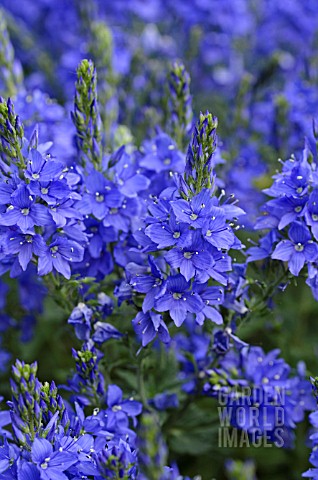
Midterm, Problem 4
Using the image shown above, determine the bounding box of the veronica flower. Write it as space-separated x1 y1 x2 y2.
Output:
4 231 47 271
85 219 117 259
170 189 213 228
192 282 224 325
29 179 70 205
155 274 204 327
147 198 171 223
206 248 232 285
103 197 140 232
0 185 51 233
305 188 318 240
145 211 191 249
201 206 235 249
18 462 40 480
267 195 307 230
68 303 93 341
106 384 142 429
90 440 138 480
0 439 17 475
247 231 279 262
24 149 64 183
0 175 22 206
132 311 170 346
272 221 318 276
165 231 214 282
49 198 82 228
30 438 77 480
38 236 84 279
140 134 185 173
92 322 123 344
78 171 122 220
112 149 150 197
264 163 311 198
129 256 165 312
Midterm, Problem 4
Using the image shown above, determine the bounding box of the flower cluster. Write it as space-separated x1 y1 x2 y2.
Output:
205 344 315 446
248 146 318 299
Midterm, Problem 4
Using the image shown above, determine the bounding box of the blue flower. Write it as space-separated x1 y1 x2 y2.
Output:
91 439 138 480
29 179 70 205
49 198 82 228
170 189 213 228
264 163 310 198
38 236 84 279
112 149 150 197
165 231 214 282
68 303 93 341
150 393 179 411
247 231 279 262
17 462 40 480
0 439 17 475
129 256 165 312
201 206 235 249
85 219 117 259
92 322 123 344
30 438 77 480
145 211 191 249
106 385 142 428
155 274 204 327
140 134 185 173
272 221 318 276
132 311 170 347
305 189 318 240
78 171 123 220
0 185 51 233
268 195 308 230
103 197 141 232
192 282 223 325
24 149 64 183
3 230 47 271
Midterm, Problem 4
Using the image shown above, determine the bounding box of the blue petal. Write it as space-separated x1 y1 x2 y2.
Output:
289 252 305 276
271 241 294 262
31 438 53 464
107 384 123 407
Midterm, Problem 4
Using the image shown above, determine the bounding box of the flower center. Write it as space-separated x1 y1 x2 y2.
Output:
163 158 171 165
296 187 303 194
205 230 212 237
50 246 59 255
41 458 50 469
41 187 49 195
32 173 40 179
183 252 193 259
190 213 198 221
21 208 30 216
312 214 318 222
112 405 122 412
294 243 304 252
110 208 118 214
173 231 180 239
172 292 182 300
95 192 104 202
294 206 302 213
25 235 33 243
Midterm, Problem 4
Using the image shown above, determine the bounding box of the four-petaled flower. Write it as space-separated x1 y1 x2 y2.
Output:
155 274 204 327
272 222 318 276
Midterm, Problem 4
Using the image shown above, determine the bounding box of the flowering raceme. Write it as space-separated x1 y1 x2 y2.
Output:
248 146 318 299
128 112 244 336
